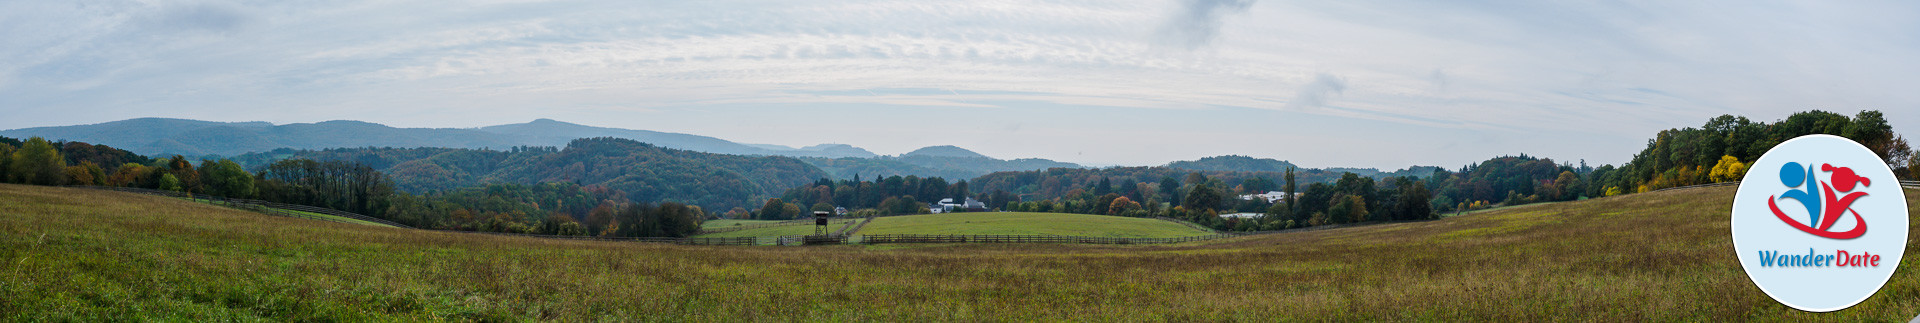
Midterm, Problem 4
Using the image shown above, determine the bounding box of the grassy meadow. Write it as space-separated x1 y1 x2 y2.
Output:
4 183 1920 320
700 219 785 228
693 218 858 238
853 212 1213 238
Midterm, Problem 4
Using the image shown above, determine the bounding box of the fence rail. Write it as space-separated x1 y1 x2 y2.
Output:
696 216 865 234
1648 181 1740 193
1651 180 1919 192
1154 216 1219 233
451 231 757 245
834 214 877 236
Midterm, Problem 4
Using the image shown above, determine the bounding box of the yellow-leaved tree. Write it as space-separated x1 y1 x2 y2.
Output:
1709 155 1749 183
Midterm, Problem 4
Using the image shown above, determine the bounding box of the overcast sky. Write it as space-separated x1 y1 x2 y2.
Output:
4 0 1918 169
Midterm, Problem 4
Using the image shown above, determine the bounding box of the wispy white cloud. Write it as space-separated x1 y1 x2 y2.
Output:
3 0 1919 169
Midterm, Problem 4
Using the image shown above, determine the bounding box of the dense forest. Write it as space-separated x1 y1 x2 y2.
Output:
1591 110 1914 194
763 175 970 219
0 136 704 238
796 154 1081 181
5 109 1916 237
231 137 826 211
1165 155 1443 178
766 110 1919 232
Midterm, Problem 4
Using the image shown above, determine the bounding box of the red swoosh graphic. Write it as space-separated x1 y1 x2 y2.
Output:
1771 195 1866 239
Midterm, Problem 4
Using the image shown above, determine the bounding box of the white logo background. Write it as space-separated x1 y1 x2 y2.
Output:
1732 134 1908 312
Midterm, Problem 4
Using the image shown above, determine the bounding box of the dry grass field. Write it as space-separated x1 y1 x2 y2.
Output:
3 183 1918 321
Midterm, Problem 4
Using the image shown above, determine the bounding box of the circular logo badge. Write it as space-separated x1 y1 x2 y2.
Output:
1733 134 1908 312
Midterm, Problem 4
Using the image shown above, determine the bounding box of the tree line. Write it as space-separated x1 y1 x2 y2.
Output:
756 110 1918 233
1589 110 1915 193
0 136 702 238
758 175 971 219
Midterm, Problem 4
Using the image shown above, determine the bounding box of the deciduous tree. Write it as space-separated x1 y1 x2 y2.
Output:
9 137 66 185
1708 155 1748 183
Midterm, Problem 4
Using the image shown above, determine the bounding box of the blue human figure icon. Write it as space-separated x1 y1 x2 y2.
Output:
1777 162 1822 226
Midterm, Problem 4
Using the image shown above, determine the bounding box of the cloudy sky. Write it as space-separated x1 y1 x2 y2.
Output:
4 0 1918 169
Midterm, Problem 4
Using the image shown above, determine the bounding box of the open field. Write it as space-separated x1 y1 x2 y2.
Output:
191 198 394 228
4 183 1920 320
273 208 395 228
693 219 858 238
855 212 1213 238
702 219 784 228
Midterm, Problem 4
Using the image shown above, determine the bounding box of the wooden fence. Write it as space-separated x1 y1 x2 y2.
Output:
697 216 864 234
1648 181 1740 193
833 214 877 236
1154 216 1219 233
453 231 757 245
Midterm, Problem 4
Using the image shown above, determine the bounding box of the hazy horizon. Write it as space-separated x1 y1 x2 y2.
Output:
6 1 1918 169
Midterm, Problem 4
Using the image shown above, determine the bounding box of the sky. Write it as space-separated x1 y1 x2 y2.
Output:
3 0 1918 169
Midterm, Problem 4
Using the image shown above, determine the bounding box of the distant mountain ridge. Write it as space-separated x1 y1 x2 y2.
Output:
0 118 880 159
5 117 1094 181
903 145 989 158
1166 155 1441 180
229 138 826 211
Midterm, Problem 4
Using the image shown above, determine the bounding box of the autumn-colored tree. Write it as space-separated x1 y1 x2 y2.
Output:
585 202 618 236
781 202 802 219
163 155 200 194
9 137 66 185
1554 171 1580 200
1709 155 1748 183
63 161 105 186
1906 154 1920 180
106 163 153 188
1107 196 1141 215
757 198 789 220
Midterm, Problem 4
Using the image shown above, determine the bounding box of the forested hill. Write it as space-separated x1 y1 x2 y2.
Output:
800 154 1083 181
1166 155 1299 173
1589 110 1915 192
232 137 827 210
1166 155 1441 179
902 145 988 158
969 166 1351 202
0 118 878 159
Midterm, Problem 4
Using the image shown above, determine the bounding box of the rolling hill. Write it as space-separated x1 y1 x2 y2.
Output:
0 118 880 159
691 212 1215 239
800 146 1083 181
1167 155 1442 179
4 118 1086 181
854 212 1212 237
8 182 1918 320
233 137 827 211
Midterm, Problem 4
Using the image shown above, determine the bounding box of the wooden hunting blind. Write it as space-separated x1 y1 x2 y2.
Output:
813 211 830 235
